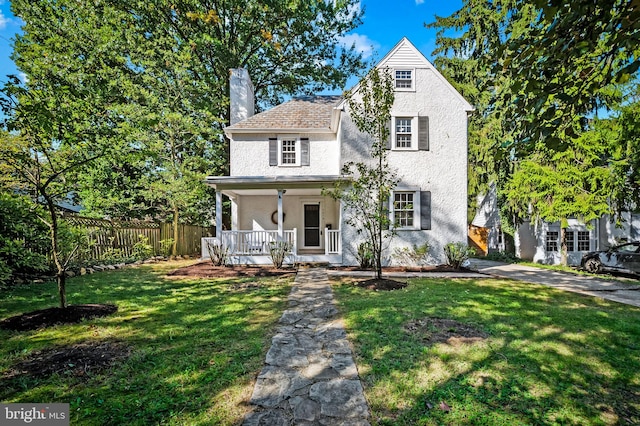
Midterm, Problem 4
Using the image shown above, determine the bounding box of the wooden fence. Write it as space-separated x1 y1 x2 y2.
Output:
62 215 214 260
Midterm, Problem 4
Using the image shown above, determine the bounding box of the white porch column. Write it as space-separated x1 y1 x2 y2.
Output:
215 191 223 238
277 189 284 240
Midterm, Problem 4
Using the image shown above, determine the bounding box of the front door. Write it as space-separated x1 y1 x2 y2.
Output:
303 204 321 247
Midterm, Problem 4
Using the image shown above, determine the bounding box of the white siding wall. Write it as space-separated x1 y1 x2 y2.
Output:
379 43 431 68
340 67 469 265
230 134 340 176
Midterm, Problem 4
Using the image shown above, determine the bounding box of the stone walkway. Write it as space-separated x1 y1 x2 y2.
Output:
243 267 371 426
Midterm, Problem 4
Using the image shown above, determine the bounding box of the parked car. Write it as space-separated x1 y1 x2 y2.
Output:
581 242 640 275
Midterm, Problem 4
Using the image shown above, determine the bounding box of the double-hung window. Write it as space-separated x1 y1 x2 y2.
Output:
390 189 431 231
395 70 413 90
395 118 412 148
577 231 590 251
566 231 575 252
393 192 415 228
390 116 428 151
269 137 310 167
546 231 559 252
281 139 297 165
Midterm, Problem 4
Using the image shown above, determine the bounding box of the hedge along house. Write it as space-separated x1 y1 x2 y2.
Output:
203 38 473 265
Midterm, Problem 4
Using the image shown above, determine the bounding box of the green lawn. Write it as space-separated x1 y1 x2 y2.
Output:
0 260 292 425
333 277 640 425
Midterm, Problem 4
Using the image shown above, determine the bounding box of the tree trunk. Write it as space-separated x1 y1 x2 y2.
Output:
376 151 384 280
45 197 67 308
57 271 67 309
172 205 179 257
560 226 568 266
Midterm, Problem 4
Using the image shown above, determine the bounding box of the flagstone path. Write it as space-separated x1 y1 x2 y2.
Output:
243 267 371 426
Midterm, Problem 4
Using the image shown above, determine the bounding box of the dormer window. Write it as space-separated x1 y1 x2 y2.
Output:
395 69 413 90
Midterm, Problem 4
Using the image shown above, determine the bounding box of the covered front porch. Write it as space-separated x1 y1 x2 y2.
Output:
202 175 344 265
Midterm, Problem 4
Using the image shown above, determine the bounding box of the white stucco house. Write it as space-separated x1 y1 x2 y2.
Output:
203 37 474 265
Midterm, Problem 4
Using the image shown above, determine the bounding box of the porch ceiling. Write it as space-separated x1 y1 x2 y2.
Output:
224 188 326 196
204 175 348 196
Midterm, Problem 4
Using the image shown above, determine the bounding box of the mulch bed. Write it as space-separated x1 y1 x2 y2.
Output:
354 278 408 291
3 341 131 379
0 304 118 332
168 262 296 278
404 317 488 346
331 265 475 273
337 265 474 291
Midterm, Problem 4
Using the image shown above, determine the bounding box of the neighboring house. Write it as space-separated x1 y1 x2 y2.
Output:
203 37 474 265
469 182 504 255
517 213 640 266
468 182 640 265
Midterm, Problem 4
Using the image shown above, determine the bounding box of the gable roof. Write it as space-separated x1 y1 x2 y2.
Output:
339 37 474 112
224 95 342 135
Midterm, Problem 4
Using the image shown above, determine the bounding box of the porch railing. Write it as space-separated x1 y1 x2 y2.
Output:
203 228 342 258
325 228 341 254
217 230 297 255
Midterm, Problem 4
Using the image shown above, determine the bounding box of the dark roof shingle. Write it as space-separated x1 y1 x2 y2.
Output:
227 95 342 131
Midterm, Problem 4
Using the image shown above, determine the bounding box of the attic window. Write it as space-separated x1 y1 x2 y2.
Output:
395 70 413 90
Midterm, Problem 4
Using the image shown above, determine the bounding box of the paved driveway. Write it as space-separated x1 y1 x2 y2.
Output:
469 259 640 308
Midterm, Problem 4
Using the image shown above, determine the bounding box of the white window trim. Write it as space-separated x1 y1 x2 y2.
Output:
391 116 418 151
390 188 420 230
394 68 415 91
278 135 300 167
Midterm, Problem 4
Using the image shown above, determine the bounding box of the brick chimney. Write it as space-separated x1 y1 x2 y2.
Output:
229 68 255 125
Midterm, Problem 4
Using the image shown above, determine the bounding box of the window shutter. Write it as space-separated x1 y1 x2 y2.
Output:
420 191 431 230
418 116 429 151
269 138 277 166
385 120 392 150
301 138 310 166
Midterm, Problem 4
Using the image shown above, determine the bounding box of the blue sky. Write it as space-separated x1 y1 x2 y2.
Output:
0 0 462 88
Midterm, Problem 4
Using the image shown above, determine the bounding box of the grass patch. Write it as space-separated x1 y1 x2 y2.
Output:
0 260 292 425
333 277 640 425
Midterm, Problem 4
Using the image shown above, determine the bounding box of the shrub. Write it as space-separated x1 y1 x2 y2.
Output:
444 242 475 269
0 194 50 284
159 238 175 257
101 247 128 264
268 241 291 269
206 241 229 266
355 241 374 269
392 242 430 266
132 235 154 260
485 251 520 263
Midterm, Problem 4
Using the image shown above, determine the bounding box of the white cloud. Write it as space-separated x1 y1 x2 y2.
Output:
415 0 425 4
0 10 8 30
18 72 28 83
340 33 378 59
